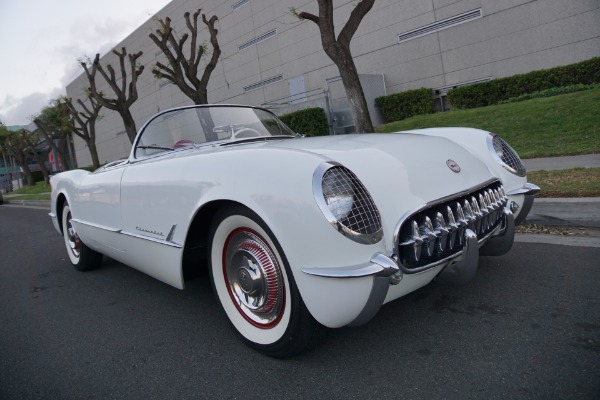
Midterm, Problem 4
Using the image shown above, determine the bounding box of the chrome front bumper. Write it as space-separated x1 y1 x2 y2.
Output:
302 207 516 327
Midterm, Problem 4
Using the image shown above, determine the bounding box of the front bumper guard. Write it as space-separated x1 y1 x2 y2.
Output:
507 183 540 225
302 208 516 327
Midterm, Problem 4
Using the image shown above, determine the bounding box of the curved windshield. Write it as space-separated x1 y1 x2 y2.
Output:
134 105 296 158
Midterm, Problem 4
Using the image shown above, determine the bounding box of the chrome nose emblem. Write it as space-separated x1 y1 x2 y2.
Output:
446 159 461 173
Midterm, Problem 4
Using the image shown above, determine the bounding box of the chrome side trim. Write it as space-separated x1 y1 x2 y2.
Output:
302 252 400 279
165 224 177 242
71 218 120 233
120 230 183 249
72 218 183 249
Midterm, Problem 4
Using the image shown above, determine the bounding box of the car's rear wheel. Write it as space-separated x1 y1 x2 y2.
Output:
208 206 320 357
61 203 103 271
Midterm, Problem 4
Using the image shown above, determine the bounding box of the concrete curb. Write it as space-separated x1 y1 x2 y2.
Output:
524 197 600 228
3 199 51 210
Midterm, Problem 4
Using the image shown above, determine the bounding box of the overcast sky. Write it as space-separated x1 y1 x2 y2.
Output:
0 0 171 126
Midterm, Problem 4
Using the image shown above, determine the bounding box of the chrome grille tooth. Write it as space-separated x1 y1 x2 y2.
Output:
493 189 501 206
479 192 490 231
434 212 449 253
455 202 466 246
399 220 423 263
463 200 476 234
493 189 502 223
420 216 436 257
484 191 493 212
471 196 482 234
488 189 499 211
446 206 458 250
487 191 494 230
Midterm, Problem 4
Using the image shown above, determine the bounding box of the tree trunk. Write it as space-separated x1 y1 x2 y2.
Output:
22 163 34 186
87 140 101 169
11 151 34 186
298 0 375 133
57 135 73 170
31 150 50 184
120 108 138 143
334 51 373 133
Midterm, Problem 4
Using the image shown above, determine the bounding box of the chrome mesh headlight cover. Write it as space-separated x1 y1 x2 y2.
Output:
487 134 526 177
313 162 383 245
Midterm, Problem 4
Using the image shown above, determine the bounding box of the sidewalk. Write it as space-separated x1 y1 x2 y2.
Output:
523 154 600 171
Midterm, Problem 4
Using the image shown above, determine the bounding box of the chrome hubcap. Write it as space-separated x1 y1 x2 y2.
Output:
224 229 284 327
66 212 81 258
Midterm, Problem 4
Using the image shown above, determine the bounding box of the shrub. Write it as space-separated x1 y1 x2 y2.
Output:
499 84 600 104
448 57 600 109
31 170 45 182
278 107 329 136
375 88 434 123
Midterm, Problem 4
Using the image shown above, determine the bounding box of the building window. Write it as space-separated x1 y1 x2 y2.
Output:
239 29 277 51
397 9 483 43
232 0 250 11
244 75 283 92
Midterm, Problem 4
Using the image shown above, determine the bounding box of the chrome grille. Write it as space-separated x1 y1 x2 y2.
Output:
322 167 382 236
398 181 508 270
491 135 526 177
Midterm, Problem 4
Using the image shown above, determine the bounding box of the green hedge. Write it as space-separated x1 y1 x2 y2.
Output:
278 107 329 136
374 88 434 123
31 170 45 182
448 57 600 109
499 83 599 104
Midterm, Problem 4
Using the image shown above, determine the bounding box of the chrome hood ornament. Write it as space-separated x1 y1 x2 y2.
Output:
447 159 461 173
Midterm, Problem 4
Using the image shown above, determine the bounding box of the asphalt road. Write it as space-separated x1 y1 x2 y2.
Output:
1 206 599 399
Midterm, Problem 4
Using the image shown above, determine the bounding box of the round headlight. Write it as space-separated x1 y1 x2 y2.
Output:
487 134 526 177
322 169 354 220
313 163 383 245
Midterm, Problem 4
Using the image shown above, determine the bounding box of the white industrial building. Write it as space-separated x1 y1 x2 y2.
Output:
66 0 600 167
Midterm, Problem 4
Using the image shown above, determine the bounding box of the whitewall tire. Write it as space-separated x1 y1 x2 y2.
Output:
61 203 103 271
208 206 319 357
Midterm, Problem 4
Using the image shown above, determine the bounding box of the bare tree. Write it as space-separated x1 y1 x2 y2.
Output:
80 48 144 143
297 0 375 133
62 95 103 169
149 9 221 105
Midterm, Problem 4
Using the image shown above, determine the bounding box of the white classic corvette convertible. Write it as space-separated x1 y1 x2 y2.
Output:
50 104 539 357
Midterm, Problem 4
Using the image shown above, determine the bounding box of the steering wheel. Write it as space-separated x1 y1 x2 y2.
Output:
232 128 262 139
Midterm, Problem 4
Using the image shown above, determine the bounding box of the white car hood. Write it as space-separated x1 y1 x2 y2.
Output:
269 133 494 190
267 133 497 227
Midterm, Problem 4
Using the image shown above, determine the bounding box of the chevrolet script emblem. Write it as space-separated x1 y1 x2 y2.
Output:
446 159 461 173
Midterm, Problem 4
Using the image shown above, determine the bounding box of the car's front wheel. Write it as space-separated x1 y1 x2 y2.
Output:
61 203 103 271
208 206 320 357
